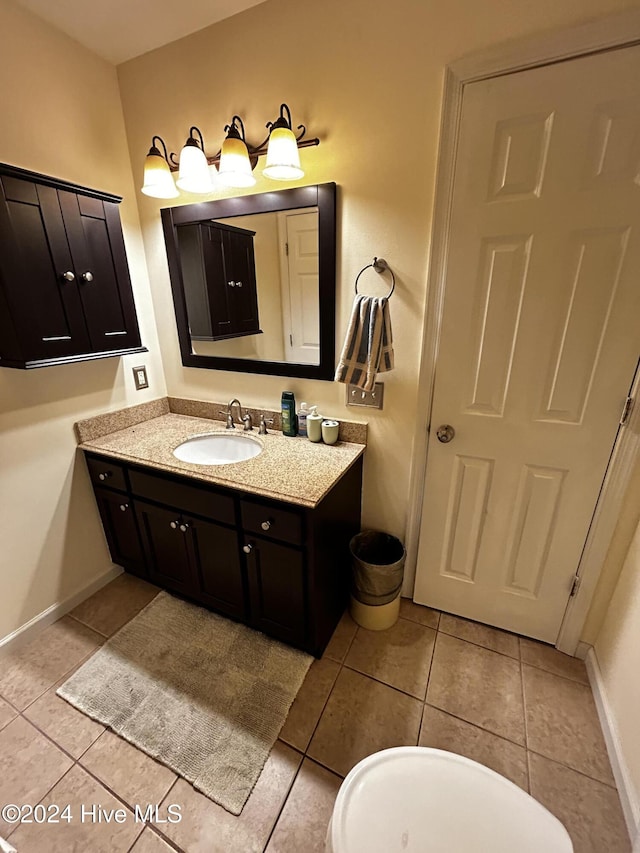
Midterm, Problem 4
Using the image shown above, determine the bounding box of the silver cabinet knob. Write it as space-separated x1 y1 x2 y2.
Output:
243 543 253 554
61 270 75 282
98 471 111 481
179 523 190 533
170 520 178 529
81 271 94 283
227 281 235 287
436 424 456 443
119 503 128 512
261 520 271 531
236 280 243 288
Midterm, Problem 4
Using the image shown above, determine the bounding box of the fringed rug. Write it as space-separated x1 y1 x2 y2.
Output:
58 591 311 815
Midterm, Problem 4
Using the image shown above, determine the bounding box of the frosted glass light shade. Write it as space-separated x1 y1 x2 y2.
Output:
263 127 304 180
141 152 179 199
177 143 214 193
218 136 256 188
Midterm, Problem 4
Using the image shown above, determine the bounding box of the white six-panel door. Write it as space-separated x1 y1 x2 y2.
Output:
413 45 640 643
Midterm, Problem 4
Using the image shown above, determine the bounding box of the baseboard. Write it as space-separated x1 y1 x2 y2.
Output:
0 564 123 655
586 647 639 845
574 641 591 660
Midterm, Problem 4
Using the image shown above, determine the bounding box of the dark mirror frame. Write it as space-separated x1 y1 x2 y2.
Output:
161 182 336 379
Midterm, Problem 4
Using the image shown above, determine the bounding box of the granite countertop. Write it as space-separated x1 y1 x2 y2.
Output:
79 412 366 508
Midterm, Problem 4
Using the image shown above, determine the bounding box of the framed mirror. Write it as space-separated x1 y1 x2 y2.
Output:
161 183 336 379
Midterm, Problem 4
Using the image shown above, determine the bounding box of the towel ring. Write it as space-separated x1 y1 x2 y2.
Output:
354 257 395 299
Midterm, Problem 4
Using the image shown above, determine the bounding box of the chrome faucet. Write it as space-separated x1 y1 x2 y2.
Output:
220 399 253 431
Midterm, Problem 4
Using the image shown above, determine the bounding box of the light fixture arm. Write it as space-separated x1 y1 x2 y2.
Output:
148 135 170 160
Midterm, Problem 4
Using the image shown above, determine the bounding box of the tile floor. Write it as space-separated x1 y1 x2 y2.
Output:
0 575 631 853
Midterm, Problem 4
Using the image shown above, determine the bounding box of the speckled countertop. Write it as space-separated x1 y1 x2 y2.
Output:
79 413 366 508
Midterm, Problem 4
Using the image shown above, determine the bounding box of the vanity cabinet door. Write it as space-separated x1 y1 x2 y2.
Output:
243 537 306 647
135 500 199 598
94 488 147 579
192 520 246 620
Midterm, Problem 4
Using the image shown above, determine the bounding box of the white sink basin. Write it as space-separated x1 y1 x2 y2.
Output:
173 432 263 465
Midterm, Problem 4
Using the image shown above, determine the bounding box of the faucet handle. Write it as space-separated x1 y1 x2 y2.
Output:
219 411 235 429
258 414 274 435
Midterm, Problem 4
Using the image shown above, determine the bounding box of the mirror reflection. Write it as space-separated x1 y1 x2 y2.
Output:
177 206 320 365
161 182 335 380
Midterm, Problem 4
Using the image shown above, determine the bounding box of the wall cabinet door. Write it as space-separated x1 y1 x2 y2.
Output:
179 220 260 342
136 500 199 598
244 537 306 647
94 487 147 578
0 163 144 368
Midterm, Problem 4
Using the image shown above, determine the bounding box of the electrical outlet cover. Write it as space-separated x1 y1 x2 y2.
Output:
132 365 149 390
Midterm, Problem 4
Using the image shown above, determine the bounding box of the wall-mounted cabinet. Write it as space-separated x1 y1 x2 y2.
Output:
178 220 261 342
84 451 362 657
0 163 146 369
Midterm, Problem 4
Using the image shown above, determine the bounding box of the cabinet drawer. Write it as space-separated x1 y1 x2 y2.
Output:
241 499 303 547
129 469 234 526
86 455 128 492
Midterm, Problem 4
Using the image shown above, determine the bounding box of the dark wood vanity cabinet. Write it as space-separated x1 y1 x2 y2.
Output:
0 163 145 368
84 452 362 656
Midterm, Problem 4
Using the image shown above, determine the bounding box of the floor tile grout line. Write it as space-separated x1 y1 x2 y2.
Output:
63 611 111 639
281 660 342 755
520 658 590 687
4 761 78 841
260 750 305 853
526 746 619 791
16 711 89 767
18 645 106 718
421 700 529 751
518 645 531 791
136 777 184 853
437 627 521 661
341 662 427 703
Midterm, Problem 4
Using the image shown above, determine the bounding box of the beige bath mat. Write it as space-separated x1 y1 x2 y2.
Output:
58 591 311 815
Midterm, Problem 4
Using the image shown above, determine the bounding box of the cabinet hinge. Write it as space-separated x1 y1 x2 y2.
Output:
620 396 634 426
570 574 581 597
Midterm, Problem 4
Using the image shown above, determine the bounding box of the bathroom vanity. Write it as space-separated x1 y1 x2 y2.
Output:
79 404 365 657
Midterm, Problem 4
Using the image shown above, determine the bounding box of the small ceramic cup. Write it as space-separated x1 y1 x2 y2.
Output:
322 419 340 445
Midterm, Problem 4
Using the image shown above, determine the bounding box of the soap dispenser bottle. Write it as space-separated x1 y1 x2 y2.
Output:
281 391 297 437
307 406 323 442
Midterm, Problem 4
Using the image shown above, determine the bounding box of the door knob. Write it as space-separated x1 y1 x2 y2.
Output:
81 271 94 282
436 424 455 443
243 543 253 554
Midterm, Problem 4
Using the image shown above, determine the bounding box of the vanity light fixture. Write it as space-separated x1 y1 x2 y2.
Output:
176 126 215 194
217 116 256 188
263 104 304 180
143 104 318 198
141 136 179 199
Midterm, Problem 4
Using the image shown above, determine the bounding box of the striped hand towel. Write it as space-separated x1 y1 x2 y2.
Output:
334 294 394 391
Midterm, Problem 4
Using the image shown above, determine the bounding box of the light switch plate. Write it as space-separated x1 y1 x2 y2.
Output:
132 365 149 390
346 382 384 409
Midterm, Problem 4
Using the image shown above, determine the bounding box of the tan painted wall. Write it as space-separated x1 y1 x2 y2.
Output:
117 0 636 563
0 0 165 640
595 517 640 826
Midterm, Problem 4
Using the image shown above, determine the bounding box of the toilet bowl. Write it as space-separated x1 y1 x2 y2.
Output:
326 747 573 853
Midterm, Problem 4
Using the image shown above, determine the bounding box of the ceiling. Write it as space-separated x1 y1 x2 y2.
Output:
13 0 269 64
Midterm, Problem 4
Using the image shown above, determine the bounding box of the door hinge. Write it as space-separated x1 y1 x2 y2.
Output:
570 574 581 597
289 333 293 346
285 242 289 256
620 396 634 426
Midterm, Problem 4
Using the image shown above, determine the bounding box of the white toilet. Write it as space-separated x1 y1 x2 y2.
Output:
326 747 573 852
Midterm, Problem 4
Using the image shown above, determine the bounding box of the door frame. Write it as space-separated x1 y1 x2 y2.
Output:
405 9 640 654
